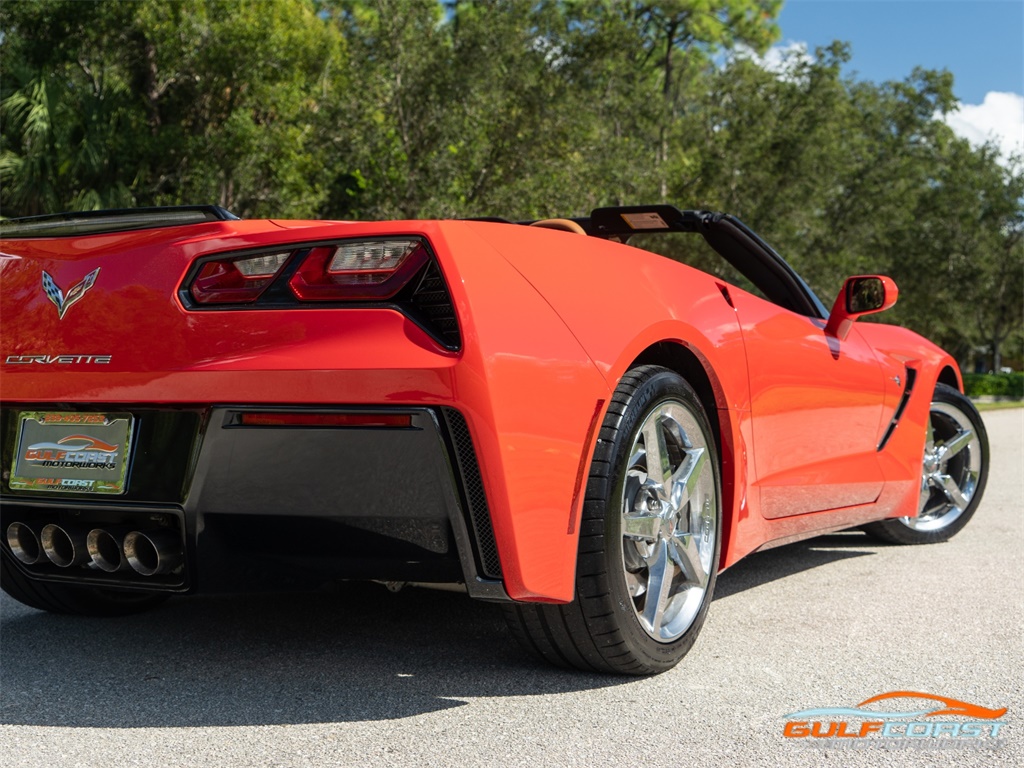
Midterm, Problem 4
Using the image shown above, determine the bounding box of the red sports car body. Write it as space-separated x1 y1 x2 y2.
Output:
0 206 988 673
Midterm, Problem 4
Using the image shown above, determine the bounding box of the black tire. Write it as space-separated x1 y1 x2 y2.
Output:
1 551 169 616
505 366 721 675
864 383 989 545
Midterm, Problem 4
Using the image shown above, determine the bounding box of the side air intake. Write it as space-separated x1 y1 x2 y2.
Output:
443 408 501 579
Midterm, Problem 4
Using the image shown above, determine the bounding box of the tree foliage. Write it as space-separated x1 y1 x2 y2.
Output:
1 0 345 217
0 0 1020 368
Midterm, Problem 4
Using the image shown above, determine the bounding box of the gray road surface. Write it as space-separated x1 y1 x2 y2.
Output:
2 409 1021 768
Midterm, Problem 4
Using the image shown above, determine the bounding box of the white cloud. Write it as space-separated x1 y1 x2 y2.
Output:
731 41 813 81
735 41 1024 168
942 92 1024 166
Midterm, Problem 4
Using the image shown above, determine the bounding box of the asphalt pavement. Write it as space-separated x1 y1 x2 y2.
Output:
1 408 1021 768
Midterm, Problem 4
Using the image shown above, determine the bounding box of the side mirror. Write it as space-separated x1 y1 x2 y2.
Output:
824 275 898 341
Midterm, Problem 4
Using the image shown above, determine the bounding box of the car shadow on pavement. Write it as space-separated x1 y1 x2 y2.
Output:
1 531 883 729
0 582 628 729
714 531 879 600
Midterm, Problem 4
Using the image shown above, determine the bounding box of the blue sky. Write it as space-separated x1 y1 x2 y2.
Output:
770 0 1024 161
778 0 1022 104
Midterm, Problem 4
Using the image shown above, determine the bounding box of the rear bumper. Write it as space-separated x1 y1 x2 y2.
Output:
1 404 508 600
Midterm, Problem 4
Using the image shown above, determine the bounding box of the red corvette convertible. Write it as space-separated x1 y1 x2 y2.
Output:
0 205 988 674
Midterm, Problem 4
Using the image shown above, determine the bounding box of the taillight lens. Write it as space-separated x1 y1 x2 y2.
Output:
289 239 428 300
190 252 290 304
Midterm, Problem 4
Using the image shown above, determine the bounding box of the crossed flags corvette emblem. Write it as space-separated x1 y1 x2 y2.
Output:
41 268 100 319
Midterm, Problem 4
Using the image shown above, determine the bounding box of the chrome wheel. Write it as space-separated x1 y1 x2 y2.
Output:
903 399 983 532
621 400 717 642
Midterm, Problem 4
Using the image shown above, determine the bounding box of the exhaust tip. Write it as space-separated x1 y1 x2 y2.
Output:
87 528 126 572
7 522 45 565
41 524 90 567
124 530 182 576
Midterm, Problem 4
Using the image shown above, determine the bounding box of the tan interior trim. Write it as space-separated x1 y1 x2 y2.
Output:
528 218 587 235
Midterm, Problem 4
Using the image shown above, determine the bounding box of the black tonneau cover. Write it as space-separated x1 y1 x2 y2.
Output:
0 206 238 239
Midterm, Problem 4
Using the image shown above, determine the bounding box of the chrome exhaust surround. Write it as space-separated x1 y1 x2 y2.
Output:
40 523 92 567
124 530 183 576
6 522 45 565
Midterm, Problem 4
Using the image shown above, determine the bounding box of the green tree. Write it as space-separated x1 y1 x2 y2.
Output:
0 2 143 215
890 138 1023 370
1 0 346 218
315 0 783 218
675 43 1022 369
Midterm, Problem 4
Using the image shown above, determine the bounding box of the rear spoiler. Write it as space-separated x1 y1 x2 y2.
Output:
0 206 238 239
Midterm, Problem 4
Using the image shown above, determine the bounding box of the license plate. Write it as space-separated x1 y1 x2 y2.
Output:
10 411 134 494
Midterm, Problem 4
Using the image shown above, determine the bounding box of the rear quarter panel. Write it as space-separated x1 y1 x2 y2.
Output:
463 223 757 573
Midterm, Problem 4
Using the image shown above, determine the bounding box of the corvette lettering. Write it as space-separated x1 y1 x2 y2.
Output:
5 354 112 364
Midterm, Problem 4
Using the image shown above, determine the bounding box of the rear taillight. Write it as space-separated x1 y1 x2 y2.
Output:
288 239 428 300
190 252 290 304
181 236 461 349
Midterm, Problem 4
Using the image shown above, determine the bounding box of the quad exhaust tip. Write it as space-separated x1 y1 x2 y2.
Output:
87 528 129 572
124 530 183 576
41 523 91 568
7 521 183 576
6 522 45 565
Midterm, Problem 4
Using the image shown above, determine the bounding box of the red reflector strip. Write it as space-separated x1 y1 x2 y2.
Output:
239 412 413 428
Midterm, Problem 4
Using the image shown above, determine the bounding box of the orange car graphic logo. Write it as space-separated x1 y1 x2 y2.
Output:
788 691 1007 721
784 691 1007 740
23 434 120 464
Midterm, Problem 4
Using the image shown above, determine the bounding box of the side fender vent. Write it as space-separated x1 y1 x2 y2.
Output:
878 367 917 452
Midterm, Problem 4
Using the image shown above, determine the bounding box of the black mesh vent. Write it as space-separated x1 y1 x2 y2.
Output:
443 408 501 579
408 261 461 350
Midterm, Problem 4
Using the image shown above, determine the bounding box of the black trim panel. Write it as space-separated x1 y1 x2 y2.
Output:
442 408 502 579
2 404 510 600
0 206 236 238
